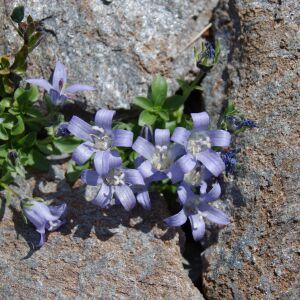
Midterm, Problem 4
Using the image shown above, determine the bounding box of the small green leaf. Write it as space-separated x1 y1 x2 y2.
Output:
11 6 25 23
158 110 169 121
163 95 185 110
151 75 167 106
133 97 153 110
28 149 49 171
138 110 157 127
18 132 36 148
11 115 25 135
26 85 39 102
53 137 81 154
0 125 8 140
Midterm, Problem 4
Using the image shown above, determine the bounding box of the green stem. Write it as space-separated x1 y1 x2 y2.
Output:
0 181 21 198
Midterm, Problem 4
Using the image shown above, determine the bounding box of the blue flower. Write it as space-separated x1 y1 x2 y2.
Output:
81 151 145 211
56 123 70 137
164 182 229 241
22 199 67 247
221 149 239 174
26 61 95 105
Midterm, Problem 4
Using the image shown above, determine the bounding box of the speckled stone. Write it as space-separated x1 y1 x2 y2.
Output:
0 171 203 299
1 0 217 112
201 0 300 299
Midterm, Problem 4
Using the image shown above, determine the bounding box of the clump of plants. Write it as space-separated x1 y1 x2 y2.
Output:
0 6 256 247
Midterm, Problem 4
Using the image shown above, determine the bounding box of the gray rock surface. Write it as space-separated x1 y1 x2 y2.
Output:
201 0 300 299
1 0 217 112
0 167 203 299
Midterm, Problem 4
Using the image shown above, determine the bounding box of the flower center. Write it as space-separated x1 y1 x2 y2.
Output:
183 167 203 186
91 126 112 151
151 145 172 171
183 196 201 215
187 131 211 157
48 220 60 231
104 168 125 186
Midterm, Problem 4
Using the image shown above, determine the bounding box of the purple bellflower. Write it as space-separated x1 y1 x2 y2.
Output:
81 151 145 211
56 123 70 137
132 129 184 182
172 112 231 177
68 108 133 165
164 182 229 241
26 61 95 105
22 199 67 246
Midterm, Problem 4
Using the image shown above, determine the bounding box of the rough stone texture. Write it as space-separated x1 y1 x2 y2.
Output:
0 167 203 299
1 0 217 112
201 0 300 299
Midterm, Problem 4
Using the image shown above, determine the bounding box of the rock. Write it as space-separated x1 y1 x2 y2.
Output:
201 0 300 299
1 0 217 112
0 166 203 299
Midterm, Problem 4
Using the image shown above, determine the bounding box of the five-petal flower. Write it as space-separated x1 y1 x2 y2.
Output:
68 108 133 165
26 61 95 105
164 182 229 241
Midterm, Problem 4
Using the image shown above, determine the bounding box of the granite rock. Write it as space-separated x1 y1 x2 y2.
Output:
0 168 203 299
201 0 300 299
1 0 217 112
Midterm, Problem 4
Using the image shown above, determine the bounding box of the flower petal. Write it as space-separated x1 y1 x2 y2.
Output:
164 209 187 227
112 129 133 147
95 109 115 130
68 116 93 142
94 150 110 176
52 61 67 91
177 182 194 205
171 127 191 147
176 154 197 174
155 129 170 146
191 112 210 130
114 185 136 211
208 130 231 147
81 169 100 186
124 169 145 186
72 142 94 165
197 149 225 177
37 227 46 247
92 184 112 208
132 137 155 160
168 162 184 183
137 160 155 179
201 182 221 203
48 203 67 218
168 144 185 162
26 78 52 92
64 84 95 94
136 190 151 210
49 89 67 105
108 151 122 169
200 202 230 225
189 215 206 241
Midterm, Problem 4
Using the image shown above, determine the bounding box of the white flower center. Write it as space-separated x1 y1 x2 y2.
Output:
48 220 59 231
187 131 211 157
151 145 172 171
183 167 203 186
91 126 112 151
104 168 125 186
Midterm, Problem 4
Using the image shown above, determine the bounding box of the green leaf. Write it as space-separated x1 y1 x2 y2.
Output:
157 110 169 121
18 132 36 148
0 125 8 140
163 95 185 110
0 144 8 158
53 137 81 154
0 98 12 112
11 6 25 23
26 85 39 102
133 96 153 110
28 149 49 171
150 75 167 106
138 110 157 127
11 115 25 135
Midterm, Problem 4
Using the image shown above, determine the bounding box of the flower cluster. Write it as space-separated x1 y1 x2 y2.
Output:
67 110 231 241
